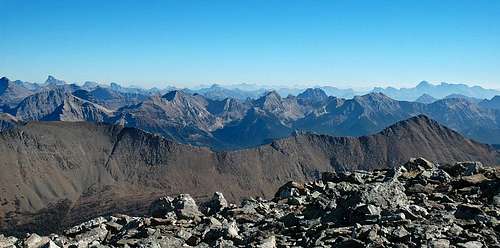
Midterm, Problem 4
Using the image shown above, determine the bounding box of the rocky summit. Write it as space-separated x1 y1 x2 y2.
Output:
1 158 498 248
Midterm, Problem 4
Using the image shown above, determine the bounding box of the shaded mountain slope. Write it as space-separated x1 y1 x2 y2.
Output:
12 88 113 122
0 115 497 233
0 77 39 108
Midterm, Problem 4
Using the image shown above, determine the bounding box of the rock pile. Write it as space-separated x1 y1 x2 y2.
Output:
1 158 499 247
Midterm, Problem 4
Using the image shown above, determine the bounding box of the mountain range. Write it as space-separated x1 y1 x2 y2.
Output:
0 115 498 233
1 76 500 148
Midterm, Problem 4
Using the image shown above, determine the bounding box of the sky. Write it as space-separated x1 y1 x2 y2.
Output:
1 0 499 89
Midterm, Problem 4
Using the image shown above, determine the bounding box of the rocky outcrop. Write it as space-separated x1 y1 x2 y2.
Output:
1 158 498 247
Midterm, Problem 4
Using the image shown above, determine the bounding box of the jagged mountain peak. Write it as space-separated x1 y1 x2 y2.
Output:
354 92 394 102
255 90 282 106
0 77 9 92
45 75 66 85
161 90 191 101
0 76 9 83
416 80 432 88
415 93 437 104
297 88 328 100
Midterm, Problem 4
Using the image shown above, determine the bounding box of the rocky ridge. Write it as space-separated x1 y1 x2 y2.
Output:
1 158 499 247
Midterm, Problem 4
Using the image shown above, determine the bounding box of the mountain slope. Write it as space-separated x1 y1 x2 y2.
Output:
13 88 113 122
415 93 437 104
480 95 500 110
0 77 39 108
0 115 497 232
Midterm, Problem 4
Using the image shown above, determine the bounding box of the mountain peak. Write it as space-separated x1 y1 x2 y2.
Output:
45 75 66 85
380 115 442 135
356 92 393 102
415 93 437 104
297 88 327 99
162 90 189 101
416 80 432 89
0 77 10 93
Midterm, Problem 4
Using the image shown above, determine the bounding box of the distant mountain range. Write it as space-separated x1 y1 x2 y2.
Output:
0 115 498 232
1 75 500 148
373 80 500 101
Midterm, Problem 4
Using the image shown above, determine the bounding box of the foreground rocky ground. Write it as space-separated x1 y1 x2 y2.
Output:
1 158 499 248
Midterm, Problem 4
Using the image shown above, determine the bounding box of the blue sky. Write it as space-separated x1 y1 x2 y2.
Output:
1 0 499 89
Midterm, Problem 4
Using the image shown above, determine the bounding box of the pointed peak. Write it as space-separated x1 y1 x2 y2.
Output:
415 93 437 104
162 90 189 101
381 115 443 134
45 75 66 85
356 92 392 101
263 90 281 98
0 77 9 93
297 88 327 99
416 80 432 88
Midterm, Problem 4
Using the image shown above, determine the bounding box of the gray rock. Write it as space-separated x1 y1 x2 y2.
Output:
24 234 50 248
205 192 228 215
0 234 17 248
173 194 203 220
456 241 484 248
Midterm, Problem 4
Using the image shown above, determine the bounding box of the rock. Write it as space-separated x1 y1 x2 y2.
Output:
430 169 453 183
173 194 203 220
333 238 365 248
455 204 484 220
204 192 228 215
0 234 17 248
65 216 108 236
274 181 305 199
405 157 435 171
403 205 429 219
72 225 108 247
456 241 484 248
429 239 450 248
460 174 489 185
493 193 500 207
256 236 276 248
449 161 484 176
149 196 175 218
354 180 408 211
23 234 51 248
42 240 60 248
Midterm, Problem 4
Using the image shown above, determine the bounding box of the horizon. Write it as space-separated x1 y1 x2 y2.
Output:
3 74 500 91
1 1 499 89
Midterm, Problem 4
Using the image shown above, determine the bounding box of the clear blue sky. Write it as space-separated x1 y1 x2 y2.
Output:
1 0 499 89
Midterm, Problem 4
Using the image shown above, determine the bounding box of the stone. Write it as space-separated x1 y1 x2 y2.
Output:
256 236 276 248
205 192 228 215
173 194 203 220
274 181 305 199
429 239 450 248
455 204 484 220
456 241 484 248
430 169 453 183
460 174 489 185
72 225 108 247
0 234 17 248
404 157 435 171
24 234 50 248
149 196 175 218
354 180 408 211
403 205 429 219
